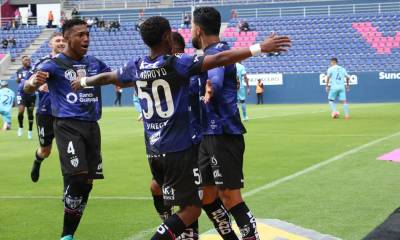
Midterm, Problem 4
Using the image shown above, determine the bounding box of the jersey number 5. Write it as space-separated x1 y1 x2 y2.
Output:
136 79 174 119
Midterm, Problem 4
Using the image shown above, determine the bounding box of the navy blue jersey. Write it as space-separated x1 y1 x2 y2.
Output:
37 53 110 121
26 55 53 115
200 42 246 135
17 66 35 98
189 75 202 144
118 54 204 154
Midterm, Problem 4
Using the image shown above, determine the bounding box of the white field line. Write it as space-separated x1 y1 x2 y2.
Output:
243 130 400 197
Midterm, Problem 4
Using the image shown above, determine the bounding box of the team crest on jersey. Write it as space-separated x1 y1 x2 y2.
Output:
70 157 79 167
64 69 77 81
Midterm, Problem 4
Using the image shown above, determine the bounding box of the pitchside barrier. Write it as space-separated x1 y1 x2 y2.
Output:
4 71 400 107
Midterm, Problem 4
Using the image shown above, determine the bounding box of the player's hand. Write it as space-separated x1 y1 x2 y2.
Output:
346 85 350 91
260 33 291 53
204 80 213 104
38 83 49 92
325 86 330 93
31 71 49 87
71 77 84 92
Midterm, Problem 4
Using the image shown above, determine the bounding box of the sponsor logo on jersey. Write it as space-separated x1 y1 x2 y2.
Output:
379 72 400 80
319 73 358 85
149 131 161 145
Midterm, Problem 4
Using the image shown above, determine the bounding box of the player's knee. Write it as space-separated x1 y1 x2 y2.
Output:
150 179 162 196
202 185 218 205
179 205 202 222
218 189 243 210
64 174 93 216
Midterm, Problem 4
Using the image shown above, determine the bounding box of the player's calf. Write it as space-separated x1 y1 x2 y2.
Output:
62 174 93 238
203 197 239 240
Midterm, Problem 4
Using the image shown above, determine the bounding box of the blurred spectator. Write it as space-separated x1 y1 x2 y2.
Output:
93 17 99 28
182 13 190 28
3 21 11 30
238 20 250 33
72 8 79 18
110 20 120 31
14 8 21 25
87 18 94 29
114 86 122 106
231 9 238 19
256 79 264 104
11 19 18 29
8 36 16 48
139 9 145 18
2 38 8 49
99 19 106 30
47 11 54 28
135 18 144 31
27 7 33 25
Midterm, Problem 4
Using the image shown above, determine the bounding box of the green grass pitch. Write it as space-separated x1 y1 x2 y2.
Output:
1 103 400 239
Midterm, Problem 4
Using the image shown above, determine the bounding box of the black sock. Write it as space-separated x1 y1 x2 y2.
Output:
151 214 186 240
35 151 44 163
28 110 34 131
18 113 23 128
62 176 92 237
153 195 173 221
203 198 238 240
229 202 259 240
179 220 198 240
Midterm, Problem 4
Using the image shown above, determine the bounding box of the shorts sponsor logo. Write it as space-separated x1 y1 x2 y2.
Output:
211 156 218 166
40 138 45 145
213 169 222 178
70 157 79 168
64 69 77 81
97 163 102 171
198 189 203 200
379 72 400 80
162 186 175 200
149 131 161 145
210 120 217 130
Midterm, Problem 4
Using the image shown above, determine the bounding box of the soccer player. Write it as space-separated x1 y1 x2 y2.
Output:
70 16 290 240
0 80 15 131
236 61 250 121
29 19 110 240
192 7 260 240
16 55 36 138
325 57 350 119
24 32 66 183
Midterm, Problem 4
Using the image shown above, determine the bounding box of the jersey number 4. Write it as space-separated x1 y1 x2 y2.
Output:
137 79 174 120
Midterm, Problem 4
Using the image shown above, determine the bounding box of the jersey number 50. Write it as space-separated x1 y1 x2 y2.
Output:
137 79 174 119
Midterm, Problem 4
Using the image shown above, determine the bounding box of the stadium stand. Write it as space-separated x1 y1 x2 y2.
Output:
0 25 43 60
28 12 399 75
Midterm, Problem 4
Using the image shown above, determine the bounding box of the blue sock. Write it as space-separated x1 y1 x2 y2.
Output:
241 103 247 119
343 103 349 116
329 101 337 112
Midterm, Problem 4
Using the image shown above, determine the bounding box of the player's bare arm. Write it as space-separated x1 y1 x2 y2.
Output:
346 76 350 91
326 76 330 93
71 70 134 92
244 74 250 95
24 71 49 93
201 33 291 72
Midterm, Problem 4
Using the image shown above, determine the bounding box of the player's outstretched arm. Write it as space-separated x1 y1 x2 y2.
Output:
71 70 134 91
201 33 291 72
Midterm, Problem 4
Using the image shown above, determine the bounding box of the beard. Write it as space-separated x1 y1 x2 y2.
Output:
192 36 201 50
